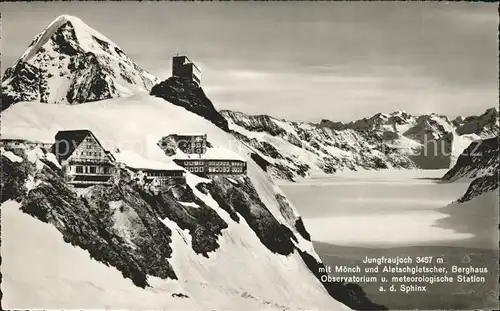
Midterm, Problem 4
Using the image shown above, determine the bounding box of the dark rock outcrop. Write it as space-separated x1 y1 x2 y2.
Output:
456 108 499 138
442 136 499 181
151 77 229 131
1 153 32 203
457 172 499 203
139 187 229 258
208 176 296 256
19 165 177 288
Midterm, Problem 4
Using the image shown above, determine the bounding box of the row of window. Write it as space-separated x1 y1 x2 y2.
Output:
180 142 205 148
207 167 245 173
208 167 231 173
183 160 245 166
208 161 245 166
75 151 103 157
182 148 205 154
184 161 204 166
187 167 205 173
145 171 184 177
74 165 112 175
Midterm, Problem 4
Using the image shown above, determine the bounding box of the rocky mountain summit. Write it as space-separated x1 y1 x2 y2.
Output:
1 15 157 111
150 77 229 131
454 107 499 138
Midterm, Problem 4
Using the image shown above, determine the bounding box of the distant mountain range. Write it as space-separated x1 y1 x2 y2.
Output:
222 108 498 180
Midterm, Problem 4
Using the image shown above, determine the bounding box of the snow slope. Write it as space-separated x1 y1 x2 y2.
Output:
1 200 199 310
1 96 353 310
436 190 499 250
2 15 157 110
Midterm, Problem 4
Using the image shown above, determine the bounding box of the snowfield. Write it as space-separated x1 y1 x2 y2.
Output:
436 190 499 250
1 200 199 310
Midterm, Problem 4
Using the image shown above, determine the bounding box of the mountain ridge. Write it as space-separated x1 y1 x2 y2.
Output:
221 107 498 180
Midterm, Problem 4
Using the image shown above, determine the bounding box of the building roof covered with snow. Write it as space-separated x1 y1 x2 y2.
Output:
173 147 245 161
53 129 110 162
114 150 185 172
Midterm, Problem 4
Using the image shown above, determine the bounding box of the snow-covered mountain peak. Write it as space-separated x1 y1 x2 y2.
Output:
20 14 116 62
2 15 158 111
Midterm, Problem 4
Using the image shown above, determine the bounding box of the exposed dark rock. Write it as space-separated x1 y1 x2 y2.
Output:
0 152 32 203
294 217 311 241
209 176 295 256
456 108 499 138
261 141 284 159
52 22 80 56
138 186 228 258
457 172 499 203
19 166 178 288
443 136 499 181
151 77 229 131
250 152 269 172
221 110 287 136
1 61 41 110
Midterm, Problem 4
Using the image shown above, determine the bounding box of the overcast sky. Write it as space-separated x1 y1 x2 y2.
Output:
1 2 498 122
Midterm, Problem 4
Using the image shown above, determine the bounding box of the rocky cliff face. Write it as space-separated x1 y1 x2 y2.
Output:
442 136 499 203
455 108 499 138
442 136 499 182
2 15 157 111
222 109 498 180
320 111 416 133
150 77 229 131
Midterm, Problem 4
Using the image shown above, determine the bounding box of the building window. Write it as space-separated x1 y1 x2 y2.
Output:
90 166 97 174
76 166 83 173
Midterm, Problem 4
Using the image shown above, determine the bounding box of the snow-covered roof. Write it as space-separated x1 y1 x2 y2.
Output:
170 133 207 137
174 147 245 161
114 150 185 171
